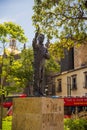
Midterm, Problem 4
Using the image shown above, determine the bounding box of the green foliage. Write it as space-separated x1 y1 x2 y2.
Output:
45 55 60 74
32 0 87 48
64 118 87 130
0 22 28 43
0 21 28 94
5 48 34 93
0 24 7 36
2 116 12 130
4 22 28 43
49 42 64 59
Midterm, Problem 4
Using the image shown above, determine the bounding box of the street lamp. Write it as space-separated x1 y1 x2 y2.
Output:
67 76 71 96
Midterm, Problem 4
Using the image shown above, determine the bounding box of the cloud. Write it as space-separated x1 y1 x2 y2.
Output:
0 17 16 23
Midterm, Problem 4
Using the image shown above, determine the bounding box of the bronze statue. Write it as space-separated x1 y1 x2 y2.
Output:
32 32 50 96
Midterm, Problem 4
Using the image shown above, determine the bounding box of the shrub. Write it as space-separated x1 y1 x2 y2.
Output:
64 118 87 130
2 116 12 130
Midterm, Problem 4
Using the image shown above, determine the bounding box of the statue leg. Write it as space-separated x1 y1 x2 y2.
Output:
33 66 42 96
38 66 45 96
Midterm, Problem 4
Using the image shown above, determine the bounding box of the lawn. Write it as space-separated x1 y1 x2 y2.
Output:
2 116 12 130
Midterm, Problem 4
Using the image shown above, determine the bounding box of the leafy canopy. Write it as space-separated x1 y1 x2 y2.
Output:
0 22 28 43
32 0 87 48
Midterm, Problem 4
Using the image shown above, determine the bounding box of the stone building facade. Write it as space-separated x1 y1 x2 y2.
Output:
54 43 87 97
74 44 87 68
55 66 87 97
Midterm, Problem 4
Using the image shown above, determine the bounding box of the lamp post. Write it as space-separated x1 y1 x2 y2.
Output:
67 76 71 96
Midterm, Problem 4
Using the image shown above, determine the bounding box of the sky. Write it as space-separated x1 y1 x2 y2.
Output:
0 0 35 49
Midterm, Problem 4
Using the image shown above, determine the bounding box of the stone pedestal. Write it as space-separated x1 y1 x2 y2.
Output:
12 97 64 130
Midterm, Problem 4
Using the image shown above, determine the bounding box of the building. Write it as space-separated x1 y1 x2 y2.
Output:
54 43 87 97
7 39 20 57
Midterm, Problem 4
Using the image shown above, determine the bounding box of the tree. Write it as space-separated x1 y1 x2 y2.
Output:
0 22 28 94
0 22 28 129
32 0 87 49
6 48 34 94
0 22 28 43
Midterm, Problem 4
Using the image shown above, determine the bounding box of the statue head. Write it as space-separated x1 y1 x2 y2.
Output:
37 34 44 44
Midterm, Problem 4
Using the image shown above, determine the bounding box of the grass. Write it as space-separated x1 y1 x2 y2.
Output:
2 116 12 130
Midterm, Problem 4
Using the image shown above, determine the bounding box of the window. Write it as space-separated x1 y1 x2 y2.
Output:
57 79 62 92
71 75 77 90
85 93 87 96
84 72 87 88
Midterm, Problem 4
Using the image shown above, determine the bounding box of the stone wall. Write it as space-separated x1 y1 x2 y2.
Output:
74 44 87 68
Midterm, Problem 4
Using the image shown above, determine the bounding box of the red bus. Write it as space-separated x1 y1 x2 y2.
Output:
2 94 27 116
2 94 27 109
64 96 87 118
52 96 87 118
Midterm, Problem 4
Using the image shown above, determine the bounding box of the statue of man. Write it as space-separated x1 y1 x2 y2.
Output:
32 32 50 96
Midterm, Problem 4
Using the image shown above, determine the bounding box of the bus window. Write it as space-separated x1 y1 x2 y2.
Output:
64 106 74 115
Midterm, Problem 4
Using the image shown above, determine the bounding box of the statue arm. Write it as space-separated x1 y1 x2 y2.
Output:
44 49 50 59
44 39 50 59
45 39 50 48
32 32 38 48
